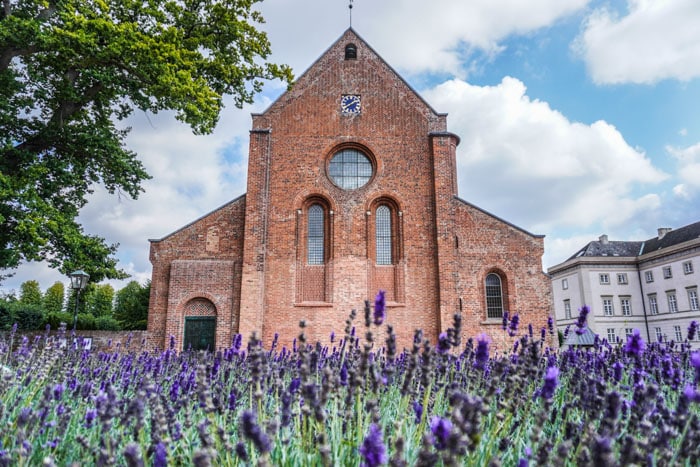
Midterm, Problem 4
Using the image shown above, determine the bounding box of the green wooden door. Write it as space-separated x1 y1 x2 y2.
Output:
183 317 216 351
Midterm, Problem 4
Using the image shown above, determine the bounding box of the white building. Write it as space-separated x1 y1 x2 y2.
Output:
548 222 700 349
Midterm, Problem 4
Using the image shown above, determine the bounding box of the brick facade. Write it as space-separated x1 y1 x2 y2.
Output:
147 29 553 352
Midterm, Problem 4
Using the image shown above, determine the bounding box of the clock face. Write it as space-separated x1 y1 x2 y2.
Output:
340 94 361 115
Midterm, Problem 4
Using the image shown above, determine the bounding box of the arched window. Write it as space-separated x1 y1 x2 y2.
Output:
485 273 504 318
307 204 325 264
376 205 392 265
345 43 357 60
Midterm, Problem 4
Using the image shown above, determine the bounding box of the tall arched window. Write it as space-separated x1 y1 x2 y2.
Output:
307 204 325 264
376 205 392 265
485 273 504 318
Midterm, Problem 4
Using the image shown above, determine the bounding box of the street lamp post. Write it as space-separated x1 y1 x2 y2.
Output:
69 270 90 332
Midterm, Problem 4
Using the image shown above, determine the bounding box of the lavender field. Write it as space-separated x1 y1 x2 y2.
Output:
1 300 700 466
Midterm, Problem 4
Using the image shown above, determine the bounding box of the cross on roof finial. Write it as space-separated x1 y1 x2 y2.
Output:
349 0 353 27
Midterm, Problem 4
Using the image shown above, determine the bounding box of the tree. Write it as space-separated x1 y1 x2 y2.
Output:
0 0 293 282
113 280 150 330
84 283 114 317
42 281 65 314
18 279 42 305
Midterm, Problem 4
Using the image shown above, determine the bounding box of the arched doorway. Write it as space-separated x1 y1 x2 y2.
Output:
182 298 217 351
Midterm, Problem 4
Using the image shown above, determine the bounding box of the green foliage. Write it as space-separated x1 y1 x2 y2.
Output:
18 280 42 306
0 297 16 330
0 0 293 282
13 303 44 330
44 311 75 331
84 283 114 317
0 300 43 330
113 280 150 330
42 281 66 315
94 315 121 331
75 313 96 330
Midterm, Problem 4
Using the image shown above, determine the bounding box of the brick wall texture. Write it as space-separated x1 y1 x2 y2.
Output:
147 29 554 352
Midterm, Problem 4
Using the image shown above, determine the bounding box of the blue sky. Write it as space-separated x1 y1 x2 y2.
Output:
2 0 700 294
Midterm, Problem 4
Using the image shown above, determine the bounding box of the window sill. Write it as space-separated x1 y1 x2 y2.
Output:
480 319 504 326
294 301 334 307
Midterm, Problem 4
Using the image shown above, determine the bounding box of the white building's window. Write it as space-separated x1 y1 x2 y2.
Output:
564 299 572 319
655 327 663 342
645 271 654 283
620 297 631 316
674 325 683 342
607 328 616 343
648 294 658 315
625 328 633 338
562 278 568 290
603 297 614 316
663 266 672 279
617 273 628 285
688 288 699 311
683 261 694 275
599 273 610 285
668 292 678 313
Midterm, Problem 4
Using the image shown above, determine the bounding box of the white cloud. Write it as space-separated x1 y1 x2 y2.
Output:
422 77 667 235
575 0 700 84
667 142 700 197
260 0 590 77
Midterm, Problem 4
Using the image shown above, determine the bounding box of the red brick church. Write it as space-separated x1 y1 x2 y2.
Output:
146 29 552 351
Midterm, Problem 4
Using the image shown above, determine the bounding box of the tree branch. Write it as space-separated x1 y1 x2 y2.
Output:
0 45 38 72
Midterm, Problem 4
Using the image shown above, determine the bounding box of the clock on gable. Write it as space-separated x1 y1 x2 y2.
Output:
340 94 361 115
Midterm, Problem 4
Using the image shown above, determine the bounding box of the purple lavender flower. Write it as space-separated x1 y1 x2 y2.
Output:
547 316 554 335
474 334 490 370
575 306 590 335
683 384 700 403
689 321 698 342
240 410 271 454
430 416 452 450
340 363 348 386
235 442 248 462
624 329 646 357
374 290 386 326
228 390 236 411
123 443 144 467
509 313 519 336
691 351 700 384
413 401 423 424
53 383 65 401
84 408 97 427
153 442 167 467
289 377 301 393
16 408 31 428
540 367 559 400
613 361 624 383
502 311 509 331
359 423 387 467
437 332 451 354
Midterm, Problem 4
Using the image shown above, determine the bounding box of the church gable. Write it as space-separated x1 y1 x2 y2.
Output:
149 194 246 262
256 29 444 132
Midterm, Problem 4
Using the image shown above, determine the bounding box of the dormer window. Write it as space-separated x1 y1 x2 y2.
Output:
345 43 357 60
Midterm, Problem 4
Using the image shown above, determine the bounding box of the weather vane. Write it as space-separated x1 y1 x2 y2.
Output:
349 0 353 27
